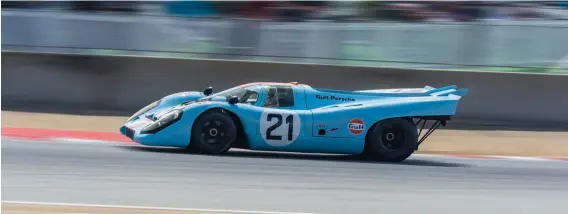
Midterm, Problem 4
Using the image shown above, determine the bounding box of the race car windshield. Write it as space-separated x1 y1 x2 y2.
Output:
199 86 257 103
216 87 248 99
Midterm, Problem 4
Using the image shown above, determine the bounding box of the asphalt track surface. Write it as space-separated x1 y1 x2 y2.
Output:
3 138 568 214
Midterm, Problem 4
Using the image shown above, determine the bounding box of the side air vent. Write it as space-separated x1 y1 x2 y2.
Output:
320 105 339 109
181 100 194 105
344 104 363 107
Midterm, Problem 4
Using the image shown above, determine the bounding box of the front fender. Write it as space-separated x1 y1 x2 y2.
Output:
160 91 205 106
126 101 238 147
126 91 205 123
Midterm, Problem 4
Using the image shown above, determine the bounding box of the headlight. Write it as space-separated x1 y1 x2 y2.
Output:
140 109 182 134
128 100 160 122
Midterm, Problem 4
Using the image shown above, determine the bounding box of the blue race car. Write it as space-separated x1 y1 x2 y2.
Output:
120 82 468 162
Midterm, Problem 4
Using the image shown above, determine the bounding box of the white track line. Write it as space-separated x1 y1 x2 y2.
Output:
55 138 114 144
2 201 321 214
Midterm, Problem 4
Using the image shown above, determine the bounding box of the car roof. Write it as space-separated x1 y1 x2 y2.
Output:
238 82 302 88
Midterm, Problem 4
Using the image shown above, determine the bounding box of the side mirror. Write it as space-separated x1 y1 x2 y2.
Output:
227 95 239 105
203 87 213 96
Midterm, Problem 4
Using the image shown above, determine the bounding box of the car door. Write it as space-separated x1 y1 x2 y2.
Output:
257 85 308 147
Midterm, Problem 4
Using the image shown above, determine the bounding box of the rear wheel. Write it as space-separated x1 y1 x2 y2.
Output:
364 118 418 162
189 109 237 154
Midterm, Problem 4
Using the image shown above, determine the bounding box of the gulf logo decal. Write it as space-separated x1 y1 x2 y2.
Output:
348 118 365 135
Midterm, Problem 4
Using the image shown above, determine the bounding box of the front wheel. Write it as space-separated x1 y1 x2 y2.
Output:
364 118 418 162
189 109 238 154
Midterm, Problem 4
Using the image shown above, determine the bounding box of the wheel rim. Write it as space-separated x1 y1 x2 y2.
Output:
201 119 227 144
380 124 406 150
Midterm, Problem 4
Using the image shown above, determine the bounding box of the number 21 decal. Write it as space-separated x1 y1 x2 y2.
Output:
260 110 301 146
266 113 293 141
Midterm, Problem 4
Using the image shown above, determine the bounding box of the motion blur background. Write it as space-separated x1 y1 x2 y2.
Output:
3 0 568 125
3 0 568 72
5 3 568 214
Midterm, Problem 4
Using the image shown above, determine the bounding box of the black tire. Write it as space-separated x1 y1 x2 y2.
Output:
189 109 238 154
364 118 418 162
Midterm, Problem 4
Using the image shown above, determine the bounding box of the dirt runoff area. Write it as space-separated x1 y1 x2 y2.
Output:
2 111 568 157
1 202 238 214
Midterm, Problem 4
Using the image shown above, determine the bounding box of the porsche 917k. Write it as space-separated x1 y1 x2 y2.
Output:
120 82 468 162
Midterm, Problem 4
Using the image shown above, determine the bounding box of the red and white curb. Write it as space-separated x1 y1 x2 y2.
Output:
2 127 568 162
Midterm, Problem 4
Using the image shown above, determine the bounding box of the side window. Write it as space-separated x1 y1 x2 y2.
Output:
263 86 295 108
277 86 294 107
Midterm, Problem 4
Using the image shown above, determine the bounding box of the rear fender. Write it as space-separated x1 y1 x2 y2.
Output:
311 97 462 139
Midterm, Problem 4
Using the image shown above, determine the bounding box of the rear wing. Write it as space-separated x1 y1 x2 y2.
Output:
425 85 469 98
356 85 468 98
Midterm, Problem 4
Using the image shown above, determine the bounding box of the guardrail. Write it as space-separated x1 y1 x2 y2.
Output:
2 9 568 72
3 51 568 128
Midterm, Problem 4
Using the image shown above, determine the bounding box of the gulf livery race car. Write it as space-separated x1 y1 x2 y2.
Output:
120 82 468 162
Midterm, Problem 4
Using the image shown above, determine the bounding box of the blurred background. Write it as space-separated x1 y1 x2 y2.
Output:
2 1 568 72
